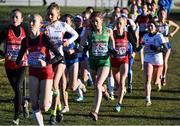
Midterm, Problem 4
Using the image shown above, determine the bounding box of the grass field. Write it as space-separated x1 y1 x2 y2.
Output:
0 6 180 125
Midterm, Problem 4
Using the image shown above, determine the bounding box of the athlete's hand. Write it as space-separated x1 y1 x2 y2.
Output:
67 49 75 55
38 59 46 67
169 33 174 37
63 39 69 47
130 52 136 59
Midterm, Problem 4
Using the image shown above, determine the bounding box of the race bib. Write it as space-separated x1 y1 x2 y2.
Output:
28 51 46 67
115 43 127 58
6 45 20 61
92 42 108 57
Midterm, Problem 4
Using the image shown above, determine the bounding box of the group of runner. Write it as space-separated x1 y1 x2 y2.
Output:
0 0 179 125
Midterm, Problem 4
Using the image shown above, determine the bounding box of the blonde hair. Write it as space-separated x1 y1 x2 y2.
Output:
28 14 43 24
47 2 60 19
116 17 125 26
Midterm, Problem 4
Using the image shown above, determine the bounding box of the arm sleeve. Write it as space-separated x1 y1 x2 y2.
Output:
64 22 79 44
16 38 27 65
42 34 63 64
127 32 137 52
0 28 7 44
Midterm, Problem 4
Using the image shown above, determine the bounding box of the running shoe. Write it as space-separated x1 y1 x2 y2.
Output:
114 103 121 112
75 96 84 102
49 115 56 125
109 94 115 101
161 77 166 86
157 84 161 92
87 79 93 86
61 106 69 113
89 111 98 121
12 118 19 125
127 84 132 93
145 100 152 107
56 110 63 123
23 100 29 119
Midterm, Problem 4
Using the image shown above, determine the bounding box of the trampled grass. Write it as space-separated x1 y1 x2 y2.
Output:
0 6 180 125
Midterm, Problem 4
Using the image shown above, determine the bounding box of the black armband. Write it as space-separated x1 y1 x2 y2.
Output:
150 44 168 53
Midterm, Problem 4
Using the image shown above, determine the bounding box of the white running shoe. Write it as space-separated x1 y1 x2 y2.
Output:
75 96 84 102
61 106 69 113
145 100 152 107
78 79 87 93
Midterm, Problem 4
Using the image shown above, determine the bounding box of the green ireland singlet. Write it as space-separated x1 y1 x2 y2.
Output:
89 26 110 70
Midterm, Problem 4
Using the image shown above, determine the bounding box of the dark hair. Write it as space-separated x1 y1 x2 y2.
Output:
61 14 73 22
90 11 103 20
10 9 23 16
86 6 94 13
157 8 167 15
114 6 120 11
148 20 158 27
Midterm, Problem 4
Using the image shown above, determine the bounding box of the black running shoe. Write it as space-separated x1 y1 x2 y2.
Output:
56 110 63 123
49 115 56 125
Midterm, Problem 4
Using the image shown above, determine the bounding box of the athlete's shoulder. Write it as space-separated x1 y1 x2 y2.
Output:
156 32 164 37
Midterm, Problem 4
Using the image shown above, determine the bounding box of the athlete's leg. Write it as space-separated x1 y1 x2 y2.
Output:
6 67 27 122
39 79 53 112
140 47 144 71
118 63 128 104
107 69 115 100
79 60 89 83
50 63 65 120
153 65 163 91
29 76 43 125
68 62 79 91
144 63 153 106
93 66 110 114
127 57 134 92
60 71 69 113
162 49 171 85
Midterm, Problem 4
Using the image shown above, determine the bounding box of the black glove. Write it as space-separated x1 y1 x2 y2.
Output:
83 45 89 53
150 44 158 51
136 45 143 52
0 50 5 57
109 48 118 57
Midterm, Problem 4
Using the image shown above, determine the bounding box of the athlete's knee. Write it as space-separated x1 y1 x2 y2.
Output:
32 105 40 111
53 89 60 97
96 84 103 91
40 105 50 112
71 86 77 92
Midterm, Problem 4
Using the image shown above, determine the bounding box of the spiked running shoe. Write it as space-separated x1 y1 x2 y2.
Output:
56 110 63 123
75 96 84 102
61 106 69 113
114 103 121 112
49 115 56 125
145 100 152 107
89 111 98 121
13 117 19 125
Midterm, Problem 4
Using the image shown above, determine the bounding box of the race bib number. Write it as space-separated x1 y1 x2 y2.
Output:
92 42 108 57
6 45 20 61
114 42 127 58
28 51 46 67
